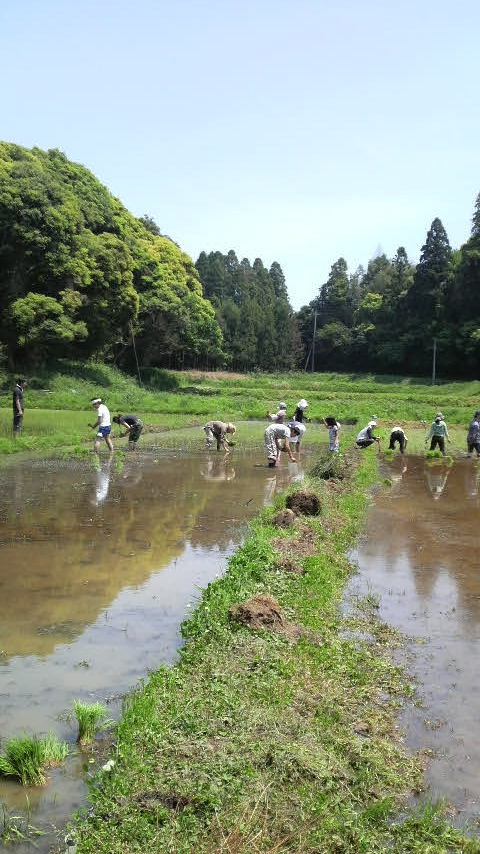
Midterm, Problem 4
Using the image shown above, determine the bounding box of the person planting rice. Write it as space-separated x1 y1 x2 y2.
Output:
287 420 307 451
264 422 299 467
324 416 340 452
113 414 144 450
389 426 408 453
356 420 380 449
90 398 113 454
425 413 450 456
267 403 288 422
293 398 309 422
203 421 236 452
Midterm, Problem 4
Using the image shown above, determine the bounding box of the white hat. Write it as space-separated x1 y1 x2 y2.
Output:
297 399 308 410
368 420 377 427
91 397 102 405
278 402 287 410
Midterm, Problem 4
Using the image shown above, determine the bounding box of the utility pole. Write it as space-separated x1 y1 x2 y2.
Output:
311 311 317 373
431 337 437 385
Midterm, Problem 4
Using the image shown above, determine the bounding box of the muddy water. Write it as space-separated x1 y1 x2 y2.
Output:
351 455 480 826
0 450 302 849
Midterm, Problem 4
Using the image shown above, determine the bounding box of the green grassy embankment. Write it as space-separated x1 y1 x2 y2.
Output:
0 361 477 456
72 449 479 854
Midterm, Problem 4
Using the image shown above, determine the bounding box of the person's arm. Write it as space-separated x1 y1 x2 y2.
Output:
14 392 23 414
284 437 296 462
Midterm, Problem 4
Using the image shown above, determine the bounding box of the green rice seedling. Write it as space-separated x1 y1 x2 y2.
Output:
73 701 110 746
0 733 68 786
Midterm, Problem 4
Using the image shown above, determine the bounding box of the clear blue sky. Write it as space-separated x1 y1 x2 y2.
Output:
1 0 478 309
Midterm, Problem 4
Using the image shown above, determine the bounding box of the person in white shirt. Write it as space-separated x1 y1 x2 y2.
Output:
264 422 299 467
90 397 113 454
356 420 380 449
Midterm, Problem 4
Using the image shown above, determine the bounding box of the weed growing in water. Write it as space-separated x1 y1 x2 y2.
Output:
0 733 69 786
73 701 110 746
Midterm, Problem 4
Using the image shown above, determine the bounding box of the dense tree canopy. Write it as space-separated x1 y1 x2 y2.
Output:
1 141 479 379
195 250 301 371
298 203 480 379
0 143 222 369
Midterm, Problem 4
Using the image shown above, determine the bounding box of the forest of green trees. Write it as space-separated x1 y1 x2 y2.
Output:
297 206 480 379
1 141 479 378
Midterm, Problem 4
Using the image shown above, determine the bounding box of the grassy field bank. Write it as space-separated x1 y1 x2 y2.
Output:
0 361 478 456
72 450 479 854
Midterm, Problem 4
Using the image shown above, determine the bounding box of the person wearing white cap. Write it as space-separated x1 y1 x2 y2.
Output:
90 398 113 453
425 413 450 456
293 399 309 423
267 403 288 423
287 420 307 451
355 420 380 449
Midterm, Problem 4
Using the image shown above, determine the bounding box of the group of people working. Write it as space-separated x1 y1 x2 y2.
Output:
11 379 480 462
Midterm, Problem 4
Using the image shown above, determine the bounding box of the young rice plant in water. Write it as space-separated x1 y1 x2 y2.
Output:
0 733 69 786
73 701 110 746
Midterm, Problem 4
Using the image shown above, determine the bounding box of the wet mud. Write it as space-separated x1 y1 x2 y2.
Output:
350 454 480 827
0 449 303 851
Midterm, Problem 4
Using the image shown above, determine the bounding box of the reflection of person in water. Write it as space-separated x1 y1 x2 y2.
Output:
389 457 407 484
200 458 236 482
465 463 480 499
92 459 112 506
424 462 450 500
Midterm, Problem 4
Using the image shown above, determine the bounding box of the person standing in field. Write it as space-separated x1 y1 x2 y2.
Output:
355 420 380 449
425 413 450 456
203 421 236 452
12 378 27 437
264 422 299 467
90 397 113 454
113 414 143 450
466 410 480 458
324 416 340 451
389 426 408 453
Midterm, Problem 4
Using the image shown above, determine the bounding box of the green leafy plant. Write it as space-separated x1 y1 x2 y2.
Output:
0 733 69 786
73 701 111 746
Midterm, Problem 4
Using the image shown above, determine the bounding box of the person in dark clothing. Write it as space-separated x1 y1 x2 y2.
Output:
113 414 144 449
293 399 309 422
389 427 408 453
12 378 27 437
466 411 480 458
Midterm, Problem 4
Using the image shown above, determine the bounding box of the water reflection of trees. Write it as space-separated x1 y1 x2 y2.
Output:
0 455 299 659
361 458 480 623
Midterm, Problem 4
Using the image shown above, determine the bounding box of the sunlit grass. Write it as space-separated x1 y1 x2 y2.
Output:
0 733 69 786
73 701 111 746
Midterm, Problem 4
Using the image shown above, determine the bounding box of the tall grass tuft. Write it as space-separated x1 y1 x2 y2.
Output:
0 733 69 786
73 701 110 746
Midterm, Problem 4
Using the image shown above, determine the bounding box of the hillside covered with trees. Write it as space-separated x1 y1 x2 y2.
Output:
1 142 479 379
0 143 223 372
298 202 480 379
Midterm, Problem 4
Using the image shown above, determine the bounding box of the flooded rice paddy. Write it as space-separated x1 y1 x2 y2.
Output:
1 441 479 847
351 454 480 828
0 444 303 850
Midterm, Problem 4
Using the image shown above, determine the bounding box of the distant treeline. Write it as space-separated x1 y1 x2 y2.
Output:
1 142 479 378
297 205 480 379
